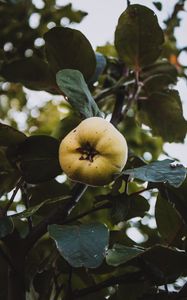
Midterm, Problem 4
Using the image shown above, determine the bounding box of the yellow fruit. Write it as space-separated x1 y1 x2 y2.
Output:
59 117 128 186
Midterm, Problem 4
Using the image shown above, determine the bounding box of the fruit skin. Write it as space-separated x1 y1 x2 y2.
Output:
59 117 128 186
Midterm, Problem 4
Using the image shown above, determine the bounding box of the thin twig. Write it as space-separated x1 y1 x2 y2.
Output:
62 202 111 225
123 80 143 119
3 178 23 216
127 0 131 7
21 182 33 232
94 78 134 103
110 90 126 126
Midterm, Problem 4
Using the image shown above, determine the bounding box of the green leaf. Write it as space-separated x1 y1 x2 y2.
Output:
52 113 81 141
112 195 150 223
44 27 96 81
139 245 187 281
141 61 178 92
1 57 56 92
107 244 187 281
155 194 185 243
106 244 144 266
110 282 148 300
56 69 102 118
0 123 26 147
138 90 187 142
124 159 186 188
12 195 70 219
0 148 20 196
48 223 109 268
153 2 162 11
15 135 62 184
115 4 164 69
0 217 14 238
161 178 187 225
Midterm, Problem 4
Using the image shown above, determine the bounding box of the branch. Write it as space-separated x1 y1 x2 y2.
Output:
21 182 33 232
63 202 111 225
123 80 143 119
0 245 17 273
94 78 134 103
110 90 126 126
73 271 143 298
24 183 88 254
127 0 131 6
3 177 23 216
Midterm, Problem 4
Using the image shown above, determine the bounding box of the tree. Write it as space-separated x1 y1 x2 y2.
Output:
0 0 187 299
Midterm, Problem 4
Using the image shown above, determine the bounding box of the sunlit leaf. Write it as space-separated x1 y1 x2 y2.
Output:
56 69 102 118
106 244 144 266
124 159 186 188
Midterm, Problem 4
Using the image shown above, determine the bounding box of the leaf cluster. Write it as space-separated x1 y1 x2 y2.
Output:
0 2 187 299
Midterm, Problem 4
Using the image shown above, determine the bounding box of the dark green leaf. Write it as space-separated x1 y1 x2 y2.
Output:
107 244 187 281
56 69 102 118
106 244 144 266
110 282 148 300
155 194 184 243
15 135 62 184
153 2 162 11
138 90 187 142
52 113 81 141
59 3 87 24
0 123 26 147
0 147 20 196
1 57 56 92
112 195 149 223
0 217 14 238
48 223 109 268
12 195 70 219
160 178 187 225
141 61 178 92
124 159 186 188
44 27 96 81
115 4 164 69
140 245 187 281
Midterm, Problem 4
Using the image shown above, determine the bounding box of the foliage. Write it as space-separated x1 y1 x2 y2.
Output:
0 1 187 299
